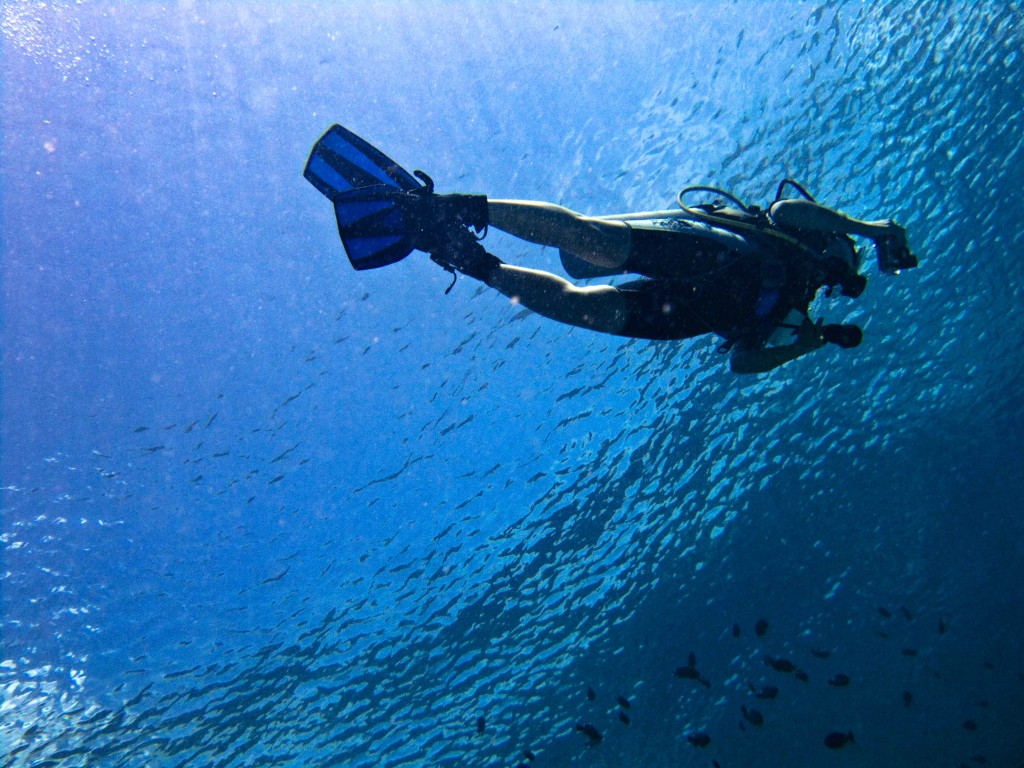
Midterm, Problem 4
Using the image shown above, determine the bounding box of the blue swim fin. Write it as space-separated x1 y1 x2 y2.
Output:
305 125 426 270
304 124 422 198
329 185 420 271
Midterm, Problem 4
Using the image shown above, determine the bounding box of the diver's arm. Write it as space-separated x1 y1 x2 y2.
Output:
729 317 825 374
484 263 630 334
487 200 632 269
769 199 906 244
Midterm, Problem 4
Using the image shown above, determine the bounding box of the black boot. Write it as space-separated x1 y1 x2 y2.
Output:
396 190 489 253
430 226 502 285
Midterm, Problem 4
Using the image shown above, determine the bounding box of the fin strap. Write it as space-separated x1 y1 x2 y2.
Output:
430 255 459 294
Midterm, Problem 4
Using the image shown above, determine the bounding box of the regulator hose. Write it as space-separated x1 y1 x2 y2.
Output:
676 185 756 222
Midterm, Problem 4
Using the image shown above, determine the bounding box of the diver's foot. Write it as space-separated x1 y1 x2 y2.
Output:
395 191 488 253
430 226 501 284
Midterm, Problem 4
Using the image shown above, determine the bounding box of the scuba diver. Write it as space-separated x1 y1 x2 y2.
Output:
304 125 917 374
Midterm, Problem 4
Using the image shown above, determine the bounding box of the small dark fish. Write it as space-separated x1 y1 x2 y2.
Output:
939 618 947 634
687 731 711 748
764 656 795 673
575 722 602 746
969 754 988 764
823 730 855 749
270 444 300 464
811 648 832 659
586 686 596 701
616 695 630 709
900 605 913 620
674 652 711 686
741 705 764 726
674 665 710 687
133 426 149 433
828 674 851 687
476 716 485 734
732 623 741 638
877 631 891 639
618 711 630 726
794 670 810 683
260 567 289 585
523 750 536 761
750 683 779 699
902 690 914 708
963 719 978 731
982 661 995 670
755 618 769 637
901 648 919 657
878 606 892 618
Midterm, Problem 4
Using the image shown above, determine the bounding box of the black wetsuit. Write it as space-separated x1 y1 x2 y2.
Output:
614 220 842 348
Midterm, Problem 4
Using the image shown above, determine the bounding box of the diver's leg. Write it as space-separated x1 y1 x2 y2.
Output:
487 264 631 334
488 200 631 269
429 224 628 333
433 229 702 339
486 266 709 341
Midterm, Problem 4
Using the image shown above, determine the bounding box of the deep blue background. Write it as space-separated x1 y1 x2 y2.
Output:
3 2 1023 766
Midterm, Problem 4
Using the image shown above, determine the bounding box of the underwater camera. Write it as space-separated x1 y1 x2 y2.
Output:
875 234 918 275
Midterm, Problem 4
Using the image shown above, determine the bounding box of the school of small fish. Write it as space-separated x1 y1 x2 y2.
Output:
480 609 1001 766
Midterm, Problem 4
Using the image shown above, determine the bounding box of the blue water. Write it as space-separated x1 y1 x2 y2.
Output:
3 1 1023 766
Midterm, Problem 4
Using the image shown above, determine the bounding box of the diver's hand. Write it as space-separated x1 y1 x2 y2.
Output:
796 317 826 351
730 316 826 374
821 324 863 349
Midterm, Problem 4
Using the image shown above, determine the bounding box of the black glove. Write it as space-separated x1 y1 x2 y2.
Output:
821 324 862 349
839 274 867 298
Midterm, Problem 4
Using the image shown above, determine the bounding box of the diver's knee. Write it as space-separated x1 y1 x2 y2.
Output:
578 218 631 268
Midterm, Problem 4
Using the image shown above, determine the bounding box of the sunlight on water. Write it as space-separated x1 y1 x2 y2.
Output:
0 1 108 81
